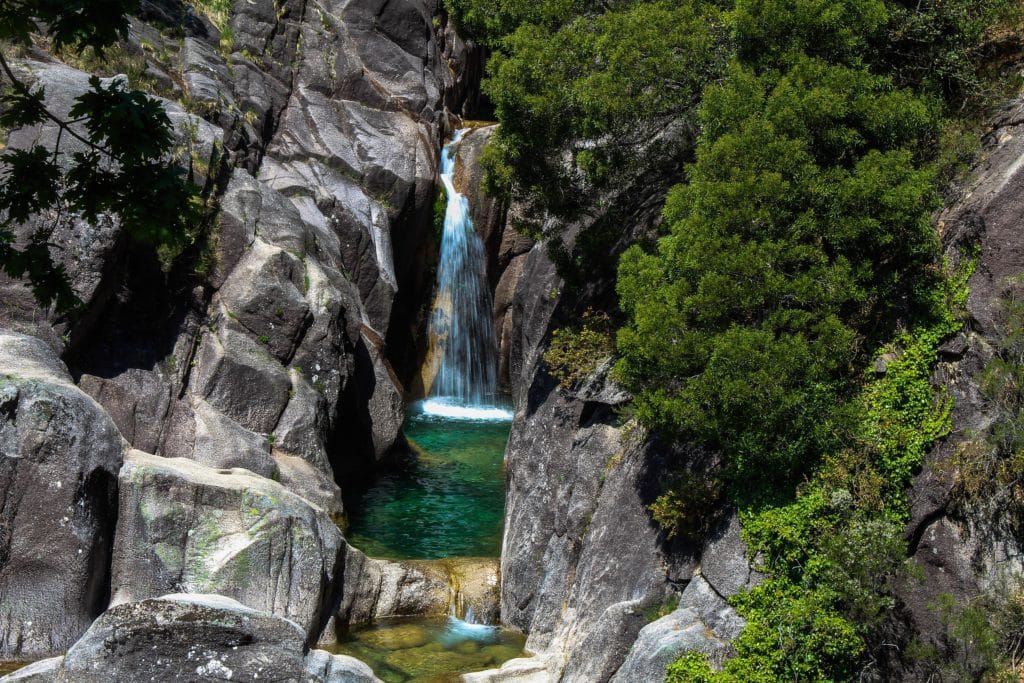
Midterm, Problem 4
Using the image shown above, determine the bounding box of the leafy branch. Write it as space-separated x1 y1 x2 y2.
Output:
0 0 202 313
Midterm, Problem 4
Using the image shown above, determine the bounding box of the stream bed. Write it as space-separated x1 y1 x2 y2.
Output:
344 402 512 559
329 617 526 683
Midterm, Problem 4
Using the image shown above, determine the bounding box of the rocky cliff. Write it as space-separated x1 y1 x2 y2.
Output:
0 0 482 669
473 92 1024 682
460 150 762 680
895 95 1024 677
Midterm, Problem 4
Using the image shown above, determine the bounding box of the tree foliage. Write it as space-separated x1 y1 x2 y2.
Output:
611 0 1012 677
443 0 587 47
477 0 727 232
616 52 941 486
0 0 201 311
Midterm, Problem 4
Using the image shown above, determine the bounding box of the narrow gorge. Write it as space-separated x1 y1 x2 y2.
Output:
0 1 1022 682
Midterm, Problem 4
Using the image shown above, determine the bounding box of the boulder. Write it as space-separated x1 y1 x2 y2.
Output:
111 450 345 640
214 169 309 290
0 331 124 659
0 594 380 682
0 658 62 682
699 513 762 598
78 369 172 454
337 328 406 466
275 368 334 474
216 240 312 364
191 399 278 478
462 657 555 683
273 451 344 520
0 60 221 350
611 605 732 683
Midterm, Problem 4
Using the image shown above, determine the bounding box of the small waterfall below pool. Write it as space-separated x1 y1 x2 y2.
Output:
423 129 507 418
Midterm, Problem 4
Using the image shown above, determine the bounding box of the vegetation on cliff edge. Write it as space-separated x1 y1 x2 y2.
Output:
449 0 1023 678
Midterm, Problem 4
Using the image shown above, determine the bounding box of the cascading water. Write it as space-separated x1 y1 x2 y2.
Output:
340 129 523 680
422 129 511 420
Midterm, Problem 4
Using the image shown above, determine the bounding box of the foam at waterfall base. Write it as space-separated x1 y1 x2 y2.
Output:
440 616 500 645
419 398 513 421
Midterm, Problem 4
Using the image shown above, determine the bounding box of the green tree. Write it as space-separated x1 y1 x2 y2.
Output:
442 0 586 46
0 0 200 311
616 55 940 487
479 0 726 233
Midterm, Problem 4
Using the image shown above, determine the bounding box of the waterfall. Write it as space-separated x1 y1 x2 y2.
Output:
422 129 509 420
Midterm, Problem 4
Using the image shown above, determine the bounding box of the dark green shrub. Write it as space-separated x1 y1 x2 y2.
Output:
543 310 614 389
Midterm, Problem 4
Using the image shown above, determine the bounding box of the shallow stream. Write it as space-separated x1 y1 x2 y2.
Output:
330 617 526 683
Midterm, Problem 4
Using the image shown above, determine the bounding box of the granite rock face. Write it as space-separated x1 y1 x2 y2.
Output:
336 553 500 628
0 332 124 659
0 594 380 683
476 136 763 679
491 284 721 681
895 96 1024 668
0 0 474 664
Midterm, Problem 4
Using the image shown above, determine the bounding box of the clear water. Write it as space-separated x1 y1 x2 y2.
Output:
344 404 512 559
428 129 500 406
330 617 526 683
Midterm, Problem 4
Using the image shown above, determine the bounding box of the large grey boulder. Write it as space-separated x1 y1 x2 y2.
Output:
191 399 278 478
110 450 345 641
342 328 406 464
216 240 312 364
611 609 726 682
610 574 746 683
0 330 124 659
0 594 380 683
78 370 173 455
